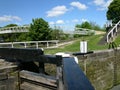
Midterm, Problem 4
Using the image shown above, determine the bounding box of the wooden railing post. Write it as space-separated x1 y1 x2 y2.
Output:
12 42 14 48
24 43 27 48
36 42 38 49
56 55 64 90
39 62 45 73
47 42 49 48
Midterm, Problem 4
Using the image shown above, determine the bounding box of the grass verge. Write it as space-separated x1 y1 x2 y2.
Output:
44 34 109 54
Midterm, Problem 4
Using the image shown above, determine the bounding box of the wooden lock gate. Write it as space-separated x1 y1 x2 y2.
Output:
0 48 94 90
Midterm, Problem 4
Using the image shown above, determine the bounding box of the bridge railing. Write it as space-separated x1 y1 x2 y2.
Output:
107 20 120 43
74 27 95 35
74 30 95 35
0 48 94 90
0 26 29 34
0 26 29 31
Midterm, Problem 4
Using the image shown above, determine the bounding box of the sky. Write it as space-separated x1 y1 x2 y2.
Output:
0 0 113 30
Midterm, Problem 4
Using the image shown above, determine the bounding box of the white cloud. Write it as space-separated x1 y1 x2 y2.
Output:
72 19 79 23
70 1 88 10
0 15 22 23
93 0 105 5
81 18 88 22
105 0 113 8
56 20 64 24
49 20 65 25
93 0 113 10
49 18 88 26
49 21 55 25
46 5 68 17
12 16 22 21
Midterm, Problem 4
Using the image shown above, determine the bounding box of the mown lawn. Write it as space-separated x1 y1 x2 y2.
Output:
44 34 109 54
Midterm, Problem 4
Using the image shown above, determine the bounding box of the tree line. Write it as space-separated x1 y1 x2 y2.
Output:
0 18 105 42
0 18 69 42
107 0 120 23
0 0 119 42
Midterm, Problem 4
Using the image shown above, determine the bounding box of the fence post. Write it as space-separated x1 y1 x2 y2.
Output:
24 43 27 48
36 42 38 49
47 42 49 48
12 42 14 48
39 62 45 73
56 55 63 90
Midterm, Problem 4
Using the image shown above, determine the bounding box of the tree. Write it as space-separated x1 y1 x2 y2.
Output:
75 21 104 31
51 28 60 40
80 21 92 29
107 0 120 23
75 24 81 29
28 18 51 41
2 24 18 42
50 27 68 40
4 24 18 27
18 33 28 41
90 22 102 30
75 21 92 30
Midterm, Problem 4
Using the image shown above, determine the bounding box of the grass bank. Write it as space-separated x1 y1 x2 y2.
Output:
44 34 108 54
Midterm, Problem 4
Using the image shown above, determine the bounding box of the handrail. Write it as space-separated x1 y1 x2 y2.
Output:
0 26 29 34
0 40 59 48
107 20 120 43
62 57 94 90
0 40 59 44
0 26 29 31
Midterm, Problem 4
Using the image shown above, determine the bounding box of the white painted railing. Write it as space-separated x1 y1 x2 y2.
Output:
0 26 96 35
74 27 95 35
0 26 29 34
74 30 95 35
107 20 120 43
0 40 59 49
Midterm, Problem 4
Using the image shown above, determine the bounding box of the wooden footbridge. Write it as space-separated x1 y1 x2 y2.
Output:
0 48 94 90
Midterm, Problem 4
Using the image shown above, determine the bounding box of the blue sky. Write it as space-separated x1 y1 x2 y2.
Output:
0 0 113 30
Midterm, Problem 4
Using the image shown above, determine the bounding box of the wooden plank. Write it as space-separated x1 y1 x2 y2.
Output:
0 65 17 70
62 57 95 90
21 82 52 90
56 66 64 90
0 48 43 61
20 70 57 87
0 73 8 80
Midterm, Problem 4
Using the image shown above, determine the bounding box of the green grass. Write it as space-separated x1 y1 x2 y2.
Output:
44 34 113 54
114 35 120 47
87 35 108 50
44 34 120 90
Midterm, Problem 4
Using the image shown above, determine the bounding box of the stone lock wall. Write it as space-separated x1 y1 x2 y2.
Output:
0 60 18 90
77 48 120 90
1 48 120 90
